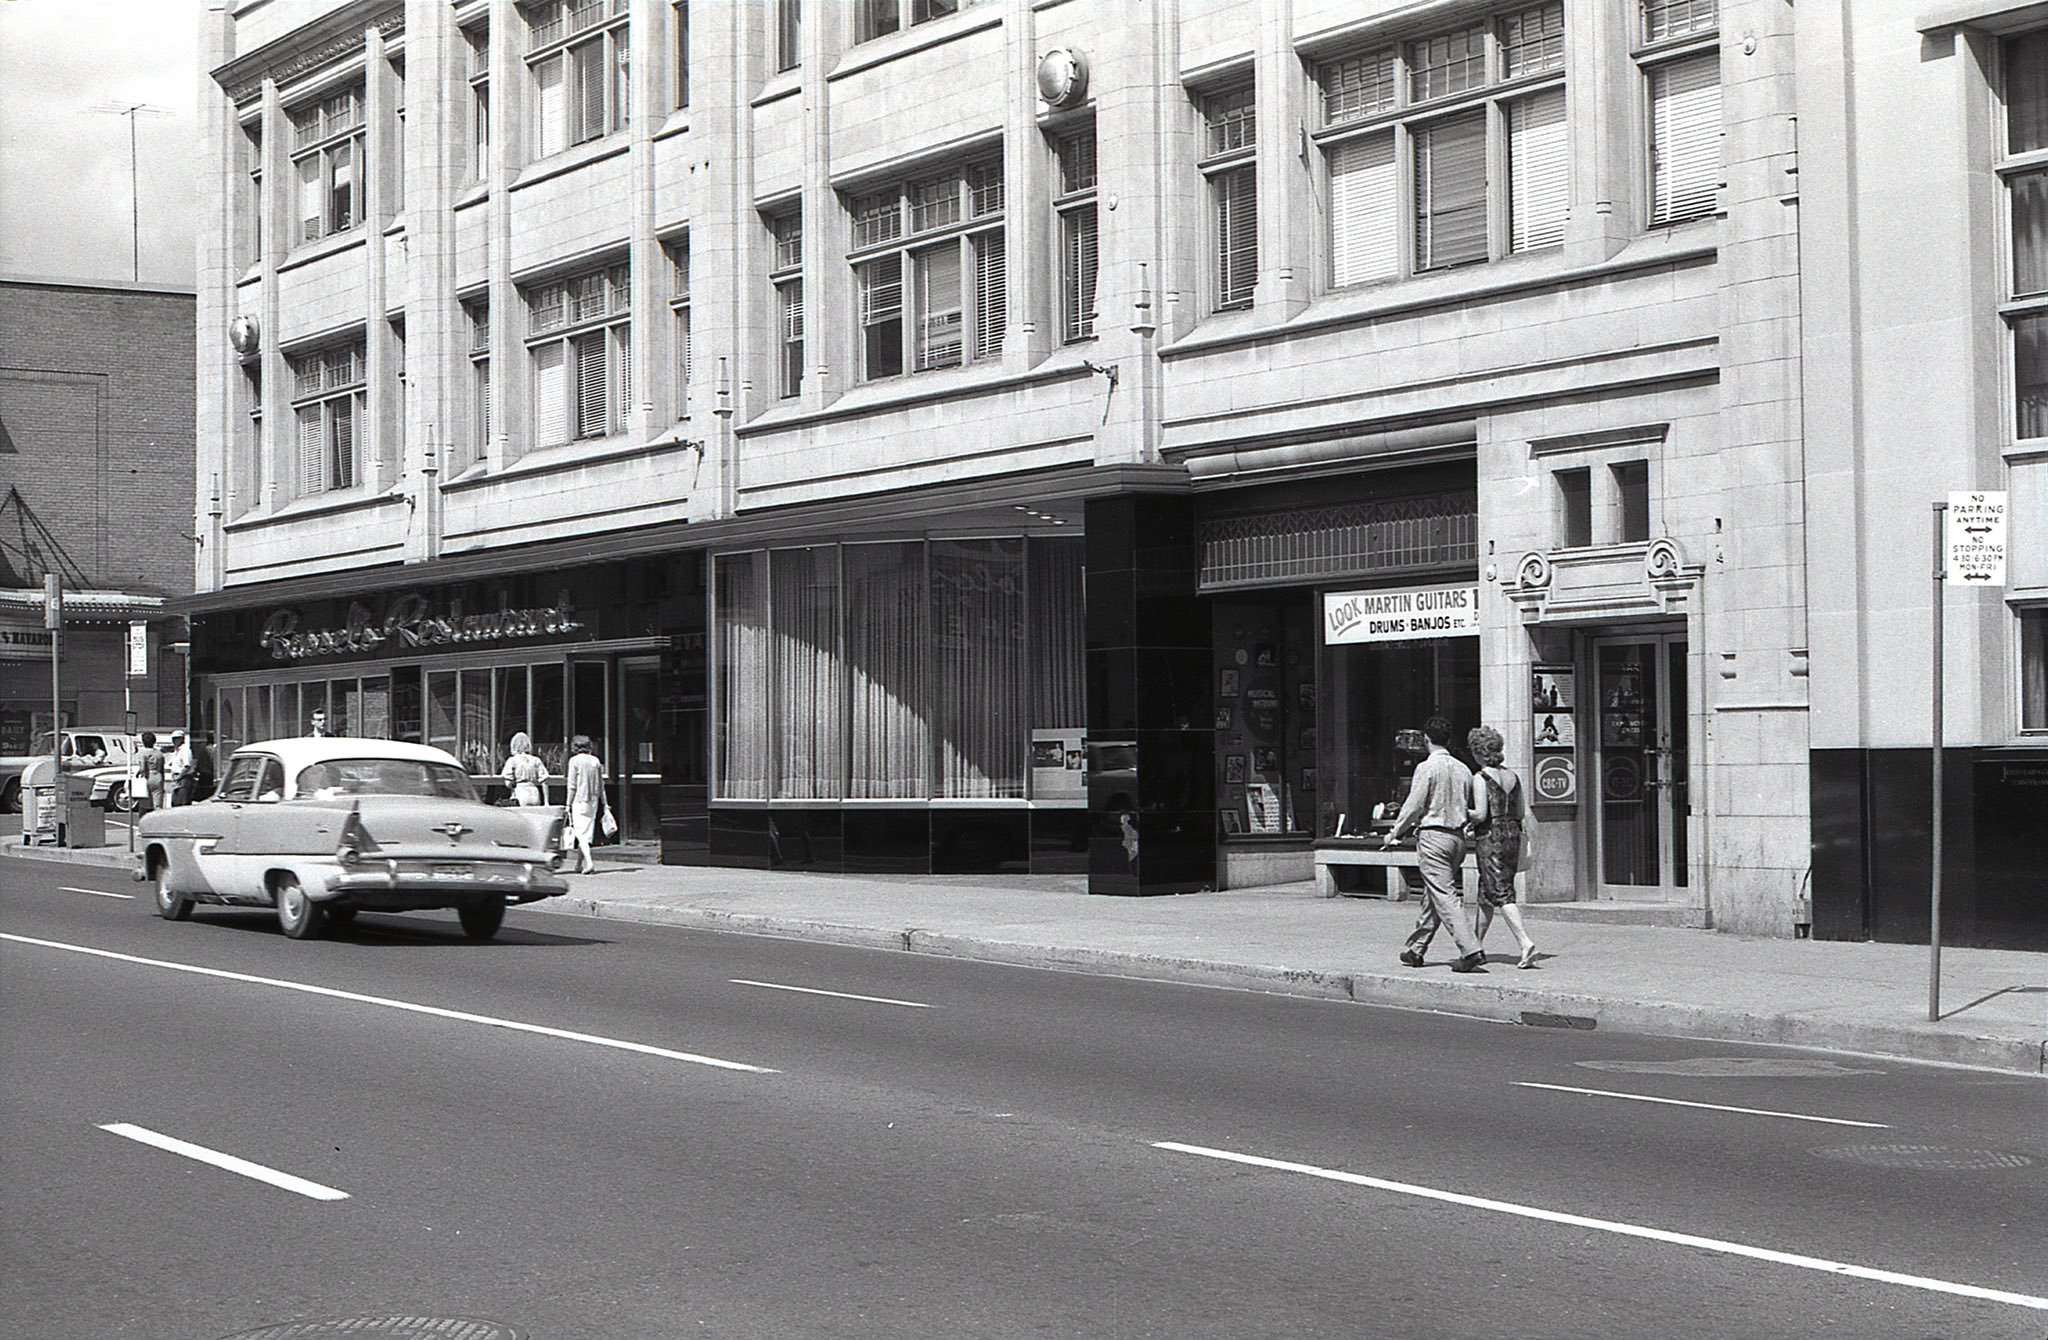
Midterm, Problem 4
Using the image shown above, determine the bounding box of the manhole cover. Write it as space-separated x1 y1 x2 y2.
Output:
1576 1058 1883 1078
1811 1144 2035 1172
219 1319 521 1340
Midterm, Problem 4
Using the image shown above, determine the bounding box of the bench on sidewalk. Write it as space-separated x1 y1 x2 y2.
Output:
1312 840 1479 901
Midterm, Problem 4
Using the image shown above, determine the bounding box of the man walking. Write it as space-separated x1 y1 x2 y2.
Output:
164 731 194 807
307 709 328 738
1383 715 1486 973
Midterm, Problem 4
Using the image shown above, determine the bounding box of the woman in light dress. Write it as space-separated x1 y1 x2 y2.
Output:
1467 725 1540 969
562 733 606 875
501 732 550 807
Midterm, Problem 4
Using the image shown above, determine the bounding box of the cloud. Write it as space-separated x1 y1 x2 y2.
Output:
0 0 199 285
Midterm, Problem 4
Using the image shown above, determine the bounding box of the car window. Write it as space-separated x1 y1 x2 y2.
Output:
295 758 480 802
254 758 285 802
71 734 109 759
218 755 265 801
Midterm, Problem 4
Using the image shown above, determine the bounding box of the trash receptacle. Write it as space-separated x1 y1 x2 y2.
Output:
61 772 104 847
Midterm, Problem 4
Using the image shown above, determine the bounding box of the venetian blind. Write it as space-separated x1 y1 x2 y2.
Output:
532 340 567 443
1216 166 1258 307
1650 52 1721 225
1062 208 1098 340
535 56 568 156
1509 88 1569 252
1414 109 1488 270
973 232 1005 360
1328 131 1398 286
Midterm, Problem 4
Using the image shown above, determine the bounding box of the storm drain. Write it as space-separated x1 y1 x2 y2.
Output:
1810 1144 2036 1172
1575 1057 1884 1079
218 1319 521 1340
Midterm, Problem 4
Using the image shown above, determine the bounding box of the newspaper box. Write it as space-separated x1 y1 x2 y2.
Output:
19 759 104 847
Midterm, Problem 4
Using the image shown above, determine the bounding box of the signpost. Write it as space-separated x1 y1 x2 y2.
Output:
127 620 147 854
1929 493 2007 1021
45 575 61 843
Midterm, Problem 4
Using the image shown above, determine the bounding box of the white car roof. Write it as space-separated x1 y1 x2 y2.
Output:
235 738 466 771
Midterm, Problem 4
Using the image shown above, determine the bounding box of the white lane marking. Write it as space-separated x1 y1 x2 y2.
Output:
99 1123 349 1202
60 886 136 901
1153 1141 2048 1313
1515 1082 1890 1129
1 933 778 1074
730 978 931 1009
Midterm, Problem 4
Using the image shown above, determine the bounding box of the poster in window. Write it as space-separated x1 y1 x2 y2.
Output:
1531 665 1575 751
1224 754 1246 784
1534 711 1575 749
1214 706 1234 730
1252 746 1278 774
1220 808 1244 835
1219 668 1240 697
1246 782 1281 833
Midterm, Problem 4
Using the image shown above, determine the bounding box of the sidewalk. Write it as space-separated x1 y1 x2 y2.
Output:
10 839 2044 1075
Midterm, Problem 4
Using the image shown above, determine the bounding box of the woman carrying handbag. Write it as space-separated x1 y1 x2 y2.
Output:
563 734 609 875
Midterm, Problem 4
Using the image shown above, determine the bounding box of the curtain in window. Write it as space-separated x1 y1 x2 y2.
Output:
973 231 1005 360
249 684 272 743
1509 88 1569 252
1650 52 1721 225
1062 206 1098 340
1414 109 1488 269
2010 32 2048 154
716 552 770 797
847 543 929 797
297 155 322 241
1028 537 1084 731
533 340 568 444
493 666 528 770
933 538 1025 798
2015 312 2048 438
772 547 844 798
2023 610 2047 731
1328 132 1398 286
1215 166 1258 307
915 244 964 369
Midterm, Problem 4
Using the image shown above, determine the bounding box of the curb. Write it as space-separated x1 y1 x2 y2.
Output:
3 844 134 870
527 896 2046 1076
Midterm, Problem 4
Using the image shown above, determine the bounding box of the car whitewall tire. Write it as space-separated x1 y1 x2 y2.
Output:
274 873 324 940
152 861 192 921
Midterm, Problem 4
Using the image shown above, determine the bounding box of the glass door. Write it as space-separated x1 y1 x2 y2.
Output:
1593 634 1688 898
618 656 662 843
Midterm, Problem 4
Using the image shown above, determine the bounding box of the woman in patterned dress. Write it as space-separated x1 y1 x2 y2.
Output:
1467 725 1540 969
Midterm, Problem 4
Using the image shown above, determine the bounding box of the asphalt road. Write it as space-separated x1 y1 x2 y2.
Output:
3 854 2044 1340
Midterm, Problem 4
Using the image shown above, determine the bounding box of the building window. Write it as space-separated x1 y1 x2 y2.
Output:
1613 460 1650 541
242 123 263 264
770 209 804 398
1317 3 1567 288
856 0 976 45
525 262 631 444
1200 84 1257 310
466 301 491 463
2022 608 2047 732
775 0 801 72
389 61 406 214
1640 1 1720 227
289 341 365 496
666 236 691 415
1053 125 1098 342
466 24 490 180
1556 468 1591 548
848 159 1004 380
672 1 690 109
526 0 629 158
239 363 265 510
289 84 366 243
2004 31 2048 438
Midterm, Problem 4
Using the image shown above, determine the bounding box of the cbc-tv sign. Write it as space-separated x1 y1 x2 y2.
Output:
1323 585 1480 645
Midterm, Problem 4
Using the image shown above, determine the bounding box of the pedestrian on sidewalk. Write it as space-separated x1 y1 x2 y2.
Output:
136 731 166 814
164 731 195 808
1467 725 1539 970
1385 715 1485 973
563 734 607 875
501 732 550 807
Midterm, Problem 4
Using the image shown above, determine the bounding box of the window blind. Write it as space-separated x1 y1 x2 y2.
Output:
573 331 608 436
297 407 325 496
1650 52 1720 225
1328 132 1398 286
973 232 1005 360
1509 88 1569 252
535 56 568 156
1216 166 1258 307
532 340 568 443
574 40 607 142
916 245 963 369
1062 207 1098 341
1414 110 1488 269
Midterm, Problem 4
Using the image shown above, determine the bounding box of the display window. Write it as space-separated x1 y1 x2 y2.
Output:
1212 595 1317 838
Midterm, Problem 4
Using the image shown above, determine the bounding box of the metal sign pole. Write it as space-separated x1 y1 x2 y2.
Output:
1929 502 1946 1023
45 574 62 846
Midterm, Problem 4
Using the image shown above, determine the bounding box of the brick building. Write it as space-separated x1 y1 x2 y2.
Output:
0 276 196 802
185 0 2041 946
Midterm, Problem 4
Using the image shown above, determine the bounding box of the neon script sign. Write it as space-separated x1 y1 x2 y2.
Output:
259 591 584 662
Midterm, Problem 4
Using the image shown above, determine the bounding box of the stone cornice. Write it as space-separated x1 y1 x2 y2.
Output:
214 0 404 105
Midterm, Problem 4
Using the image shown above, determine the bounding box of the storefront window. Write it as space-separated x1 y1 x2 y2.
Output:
934 537 1026 798
427 671 457 757
773 546 845 798
391 666 424 743
332 678 360 736
219 688 243 758
249 683 273 742
1213 596 1316 838
361 675 390 738
1317 585 1481 839
495 666 528 766
847 542 930 798
460 667 493 773
532 663 566 773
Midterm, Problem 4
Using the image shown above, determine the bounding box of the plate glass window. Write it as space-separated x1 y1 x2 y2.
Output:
2005 32 2048 438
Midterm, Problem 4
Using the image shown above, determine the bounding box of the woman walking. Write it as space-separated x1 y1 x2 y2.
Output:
1467 725 1540 969
136 731 166 814
563 734 606 875
501 732 550 807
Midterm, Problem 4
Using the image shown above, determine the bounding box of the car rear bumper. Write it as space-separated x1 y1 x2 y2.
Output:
327 863 568 906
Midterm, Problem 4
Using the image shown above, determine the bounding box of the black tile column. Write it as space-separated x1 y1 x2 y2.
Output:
1085 494 1215 895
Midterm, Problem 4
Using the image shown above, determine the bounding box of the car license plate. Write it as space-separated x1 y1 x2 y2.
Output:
434 863 474 877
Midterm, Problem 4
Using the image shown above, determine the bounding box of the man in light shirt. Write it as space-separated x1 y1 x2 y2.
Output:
1383 714 1486 973
164 731 195 808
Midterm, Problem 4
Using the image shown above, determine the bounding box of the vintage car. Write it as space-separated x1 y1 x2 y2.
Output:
135 737 568 941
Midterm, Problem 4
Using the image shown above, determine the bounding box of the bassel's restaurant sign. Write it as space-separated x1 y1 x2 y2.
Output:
1322 585 1480 645
259 589 584 663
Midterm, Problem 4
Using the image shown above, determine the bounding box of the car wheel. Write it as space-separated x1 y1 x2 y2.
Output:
110 784 136 814
150 859 192 922
457 899 506 942
274 874 325 940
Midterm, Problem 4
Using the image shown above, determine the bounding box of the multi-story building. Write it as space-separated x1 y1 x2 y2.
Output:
185 0 2040 946
0 275 196 806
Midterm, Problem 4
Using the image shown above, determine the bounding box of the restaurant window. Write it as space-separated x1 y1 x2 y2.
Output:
527 0 629 158
289 340 365 498
849 158 1005 380
289 83 365 243
525 261 631 444
1317 3 1567 288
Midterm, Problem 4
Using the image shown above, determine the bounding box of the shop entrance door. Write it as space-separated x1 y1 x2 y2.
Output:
1592 634 1689 898
617 656 662 843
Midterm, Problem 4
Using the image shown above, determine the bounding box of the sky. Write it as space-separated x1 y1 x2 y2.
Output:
0 0 201 287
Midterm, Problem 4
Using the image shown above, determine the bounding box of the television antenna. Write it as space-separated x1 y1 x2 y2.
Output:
88 100 173 281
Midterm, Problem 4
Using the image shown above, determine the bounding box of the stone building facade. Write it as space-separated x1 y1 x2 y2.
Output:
187 0 2037 945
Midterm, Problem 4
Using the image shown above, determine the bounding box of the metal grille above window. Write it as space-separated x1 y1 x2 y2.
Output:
1197 493 1479 590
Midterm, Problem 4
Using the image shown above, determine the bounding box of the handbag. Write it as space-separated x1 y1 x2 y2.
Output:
599 802 619 839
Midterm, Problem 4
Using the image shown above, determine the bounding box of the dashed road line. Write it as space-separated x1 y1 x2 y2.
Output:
59 886 135 901
99 1123 349 1201
1514 1081 1890 1128
730 978 931 1008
